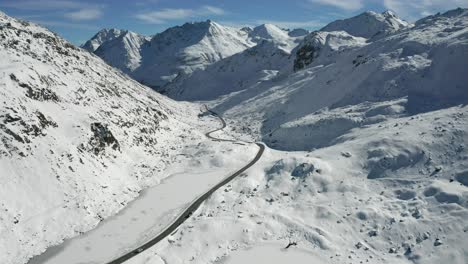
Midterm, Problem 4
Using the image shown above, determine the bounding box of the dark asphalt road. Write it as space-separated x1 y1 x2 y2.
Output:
106 106 265 264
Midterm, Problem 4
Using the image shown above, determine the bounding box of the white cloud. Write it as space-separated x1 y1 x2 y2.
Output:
136 9 192 23
136 6 226 24
0 0 91 10
30 19 99 30
66 8 102 20
307 0 364 11
0 0 104 21
200 5 225 16
383 0 468 20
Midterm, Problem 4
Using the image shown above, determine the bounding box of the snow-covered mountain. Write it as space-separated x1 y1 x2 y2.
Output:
164 11 410 101
3 7 468 264
321 10 411 39
210 8 468 149
81 28 129 52
133 20 255 89
94 30 148 74
0 10 207 264
83 21 255 89
133 9 468 264
85 22 308 91
167 39 293 100
166 23 307 100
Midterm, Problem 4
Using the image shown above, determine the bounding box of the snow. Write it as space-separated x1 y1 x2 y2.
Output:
95 31 148 73
29 132 257 264
81 28 128 52
2 7 468 264
85 20 256 89
128 105 468 264
221 243 325 264
84 21 307 92
0 11 212 264
123 8 468 264
321 10 411 39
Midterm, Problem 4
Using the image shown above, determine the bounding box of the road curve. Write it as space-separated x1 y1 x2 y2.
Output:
106 106 264 264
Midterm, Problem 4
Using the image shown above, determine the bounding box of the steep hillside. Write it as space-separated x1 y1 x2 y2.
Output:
167 40 292 100
94 31 148 74
210 8 468 150
0 10 204 264
321 10 410 39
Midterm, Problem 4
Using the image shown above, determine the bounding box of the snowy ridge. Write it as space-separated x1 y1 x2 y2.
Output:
85 21 308 91
167 39 293 100
133 20 255 89
0 11 203 264
95 30 148 73
165 24 307 100
81 28 129 52
321 10 411 39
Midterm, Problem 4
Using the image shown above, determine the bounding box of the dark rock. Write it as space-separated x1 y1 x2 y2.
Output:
291 163 315 177
89 122 120 154
294 44 319 71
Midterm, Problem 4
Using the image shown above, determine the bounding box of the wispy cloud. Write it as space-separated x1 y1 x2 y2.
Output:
136 5 226 24
307 0 364 11
0 0 104 20
65 8 102 20
29 19 100 30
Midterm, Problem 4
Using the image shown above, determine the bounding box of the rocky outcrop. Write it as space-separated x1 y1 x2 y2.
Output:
88 122 120 154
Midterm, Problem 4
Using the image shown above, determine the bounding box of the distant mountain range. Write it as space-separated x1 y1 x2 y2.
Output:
82 21 309 90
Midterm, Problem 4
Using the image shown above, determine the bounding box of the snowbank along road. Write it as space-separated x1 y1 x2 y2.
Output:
106 106 265 264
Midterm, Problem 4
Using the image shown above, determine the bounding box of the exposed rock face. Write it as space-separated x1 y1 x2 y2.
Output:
294 43 319 71
291 163 315 177
89 123 120 154
293 31 366 71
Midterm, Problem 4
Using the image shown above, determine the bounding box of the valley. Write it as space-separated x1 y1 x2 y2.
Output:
0 5 467 264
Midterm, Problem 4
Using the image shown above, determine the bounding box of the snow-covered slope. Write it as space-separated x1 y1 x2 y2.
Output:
81 28 128 52
94 30 148 74
321 10 411 39
84 20 255 90
209 8 468 150
0 11 205 264
249 24 291 43
127 9 468 264
292 30 367 71
167 39 293 100
165 24 306 100
133 20 255 89
86 22 308 93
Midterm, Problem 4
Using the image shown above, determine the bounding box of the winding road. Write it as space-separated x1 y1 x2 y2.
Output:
106 106 265 264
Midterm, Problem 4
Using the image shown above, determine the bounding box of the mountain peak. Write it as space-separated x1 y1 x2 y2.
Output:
321 10 409 38
382 10 396 17
250 23 290 42
82 28 129 52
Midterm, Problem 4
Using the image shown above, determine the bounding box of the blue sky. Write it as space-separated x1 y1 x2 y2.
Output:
1 0 467 44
